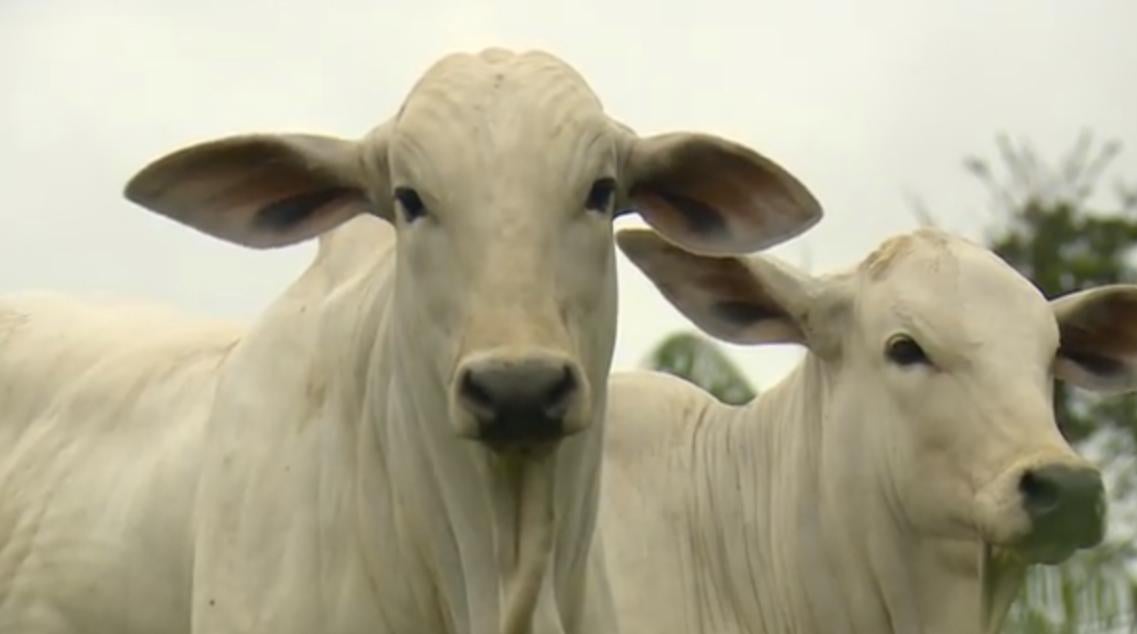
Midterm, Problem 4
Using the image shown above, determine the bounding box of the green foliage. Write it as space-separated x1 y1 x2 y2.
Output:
643 332 757 405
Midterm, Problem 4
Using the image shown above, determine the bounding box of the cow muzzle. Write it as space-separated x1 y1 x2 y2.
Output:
977 455 1106 564
451 350 589 451
1015 463 1106 563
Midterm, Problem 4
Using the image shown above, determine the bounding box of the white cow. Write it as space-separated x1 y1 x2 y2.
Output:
600 227 1137 634
0 49 823 634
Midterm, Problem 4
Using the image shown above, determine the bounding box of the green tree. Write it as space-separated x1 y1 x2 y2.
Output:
644 332 756 405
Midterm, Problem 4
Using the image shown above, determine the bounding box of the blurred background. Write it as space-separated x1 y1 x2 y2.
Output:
3 1 1136 630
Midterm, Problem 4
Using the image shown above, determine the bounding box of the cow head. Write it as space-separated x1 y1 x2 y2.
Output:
618 227 1137 566
122 49 822 453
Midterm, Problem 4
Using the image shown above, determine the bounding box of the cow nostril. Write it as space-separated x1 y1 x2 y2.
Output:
1020 470 1061 515
460 370 496 415
456 358 581 424
541 366 577 419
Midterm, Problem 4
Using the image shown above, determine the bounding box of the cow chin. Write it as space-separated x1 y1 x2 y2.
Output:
448 348 592 453
450 407 591 455
981 536 1079 567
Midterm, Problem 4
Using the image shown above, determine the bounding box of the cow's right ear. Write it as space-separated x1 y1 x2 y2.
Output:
617 228 845 352
124 130 392 249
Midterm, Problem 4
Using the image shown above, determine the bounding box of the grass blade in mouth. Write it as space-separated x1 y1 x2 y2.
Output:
979 542 1026 634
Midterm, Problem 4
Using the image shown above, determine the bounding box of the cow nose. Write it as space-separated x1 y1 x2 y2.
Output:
456 354 581 448
1019 465 1106 551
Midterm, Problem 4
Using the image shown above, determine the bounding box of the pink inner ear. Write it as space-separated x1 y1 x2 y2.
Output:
151 168 359 249
1060 291 1137 357
632 189 816 256
240 190 370 249
630 191 725 252
628 140 822 256
125 132 377 249
129 148 371 249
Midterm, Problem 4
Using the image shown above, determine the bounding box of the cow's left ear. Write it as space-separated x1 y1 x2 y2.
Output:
619 131 822 255
1052 285 1137 393
617 228 848 354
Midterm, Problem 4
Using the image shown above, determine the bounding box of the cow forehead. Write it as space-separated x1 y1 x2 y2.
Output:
854 229 1058 353
393 49 609 162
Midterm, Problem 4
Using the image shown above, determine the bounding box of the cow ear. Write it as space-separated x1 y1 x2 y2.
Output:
620 132 822 255
617 228 844 351
124 131 391 249
1052 285 1137 394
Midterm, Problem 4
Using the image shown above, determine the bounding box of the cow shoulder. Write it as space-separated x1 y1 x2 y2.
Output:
606 370 717 466
0 293 242 430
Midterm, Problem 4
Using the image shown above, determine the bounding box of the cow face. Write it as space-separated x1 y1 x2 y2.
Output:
618 227 1137 564
122 49 822 453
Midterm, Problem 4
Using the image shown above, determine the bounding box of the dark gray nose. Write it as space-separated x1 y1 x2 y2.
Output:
457 355 580 448
1019 465 1106 551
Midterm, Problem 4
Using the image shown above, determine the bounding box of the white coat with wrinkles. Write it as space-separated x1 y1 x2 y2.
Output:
0 49 823 634
601 228 1137 634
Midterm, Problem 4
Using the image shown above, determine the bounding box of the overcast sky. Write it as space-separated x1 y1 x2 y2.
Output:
2 0 1136 388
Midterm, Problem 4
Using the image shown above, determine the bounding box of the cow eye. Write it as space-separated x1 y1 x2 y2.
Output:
886 335 930 367
585 177 617 213
394 187 427 222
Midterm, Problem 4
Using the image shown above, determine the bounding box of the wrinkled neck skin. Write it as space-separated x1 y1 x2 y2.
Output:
685 356 1024 634
311 230 609 634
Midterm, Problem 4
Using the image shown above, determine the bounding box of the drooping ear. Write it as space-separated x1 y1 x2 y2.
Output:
621 132 822 255
124 130 391 249
617 228 841 350
1052 285 1137 393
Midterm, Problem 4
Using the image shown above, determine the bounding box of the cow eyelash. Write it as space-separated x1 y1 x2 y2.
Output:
885 334 931 367
585 177 617 213
394 187 428 222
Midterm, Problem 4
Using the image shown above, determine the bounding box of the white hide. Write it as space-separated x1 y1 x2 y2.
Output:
0 49 822 634
600 228 1137 634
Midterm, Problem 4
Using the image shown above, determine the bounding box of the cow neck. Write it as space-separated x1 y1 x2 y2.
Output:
674 357 848 634
699 354 1007 633
367 283 602 634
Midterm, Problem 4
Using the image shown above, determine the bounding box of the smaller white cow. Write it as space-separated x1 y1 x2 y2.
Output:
601 228 1137 634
